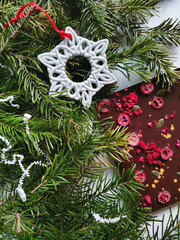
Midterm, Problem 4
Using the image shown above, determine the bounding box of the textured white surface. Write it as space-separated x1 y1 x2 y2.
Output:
38 27 116 106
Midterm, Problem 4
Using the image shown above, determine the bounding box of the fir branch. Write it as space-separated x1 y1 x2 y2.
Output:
143 18 180 46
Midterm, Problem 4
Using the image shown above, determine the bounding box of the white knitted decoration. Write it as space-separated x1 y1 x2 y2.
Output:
0 97 50 202
38 26 116 107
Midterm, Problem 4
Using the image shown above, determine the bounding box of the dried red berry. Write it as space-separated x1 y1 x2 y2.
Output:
158 191 171 204
122 97 127 102
137 149 142 154
117 114 130 126
147 122 153 127
161 147 173 160
138 156 144 163
140 82 154 95
129 132 140 146
115 102 122 108
170 113 175 119
149 142 157 149
128 92 138 103
144 195 152 204
153 120 157 125
98 99 111 113
162 128 168 134
115 92 120 97
138 141 147 150
152 151 160 159
151 96 164 109
134 170 146 182
134 109 142 116
176 139 180 148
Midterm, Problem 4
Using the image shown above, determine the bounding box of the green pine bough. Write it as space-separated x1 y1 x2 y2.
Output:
0 0 180 239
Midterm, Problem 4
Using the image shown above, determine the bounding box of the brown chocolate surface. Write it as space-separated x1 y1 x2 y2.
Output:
98 82 180 212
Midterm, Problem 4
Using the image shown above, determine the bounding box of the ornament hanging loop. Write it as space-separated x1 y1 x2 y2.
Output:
3 2 72 40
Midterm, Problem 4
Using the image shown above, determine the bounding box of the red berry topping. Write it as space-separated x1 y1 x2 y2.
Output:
98 99 111 113
170 113 175 119
138 156 144 163
140 82 154 95
151 96 164 109
128 92 138 103
129 132 139 146
147 122 153 127
161 147 173 160
144 195 152 204
117 114 130 126
158 191 171 204
115 92 120 97
115 102 122 108
176 139 180 148
134 170 146 182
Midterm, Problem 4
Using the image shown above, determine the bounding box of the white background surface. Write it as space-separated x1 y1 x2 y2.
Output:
110 0 180 237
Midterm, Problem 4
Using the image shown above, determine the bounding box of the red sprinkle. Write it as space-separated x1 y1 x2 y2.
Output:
170 113 175 119
137 149 142 154
176 139 180 148
139 156 144 163
162 128 168 134
147 122 153 127
115 102 122 108
144 195 152 204
134 109 142 116
153 120 157 125
122 97 127 102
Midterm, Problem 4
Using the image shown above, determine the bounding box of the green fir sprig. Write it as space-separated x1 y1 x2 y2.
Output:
0 0 180 239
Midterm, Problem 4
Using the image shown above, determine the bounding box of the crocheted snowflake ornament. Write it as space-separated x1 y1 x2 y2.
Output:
38 27 116 106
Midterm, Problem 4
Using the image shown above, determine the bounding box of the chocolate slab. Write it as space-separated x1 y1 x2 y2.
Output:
98 82 180 212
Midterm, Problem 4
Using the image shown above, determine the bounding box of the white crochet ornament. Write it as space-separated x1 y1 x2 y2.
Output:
38 27 116 106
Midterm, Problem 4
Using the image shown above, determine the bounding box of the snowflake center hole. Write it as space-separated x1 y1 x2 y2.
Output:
65 56 91 83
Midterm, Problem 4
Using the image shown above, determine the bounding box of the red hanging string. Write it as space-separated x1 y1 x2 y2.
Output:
3 2 72 40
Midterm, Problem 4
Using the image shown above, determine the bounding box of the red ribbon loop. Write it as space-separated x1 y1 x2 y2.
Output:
4 2 72 40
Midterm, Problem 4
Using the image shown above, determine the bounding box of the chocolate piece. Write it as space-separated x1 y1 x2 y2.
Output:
98 82 180 212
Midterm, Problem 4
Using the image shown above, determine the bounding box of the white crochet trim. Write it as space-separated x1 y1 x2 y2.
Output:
0 96 50 202
0 95 20 109
38 26 116 107
93 212 126 224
